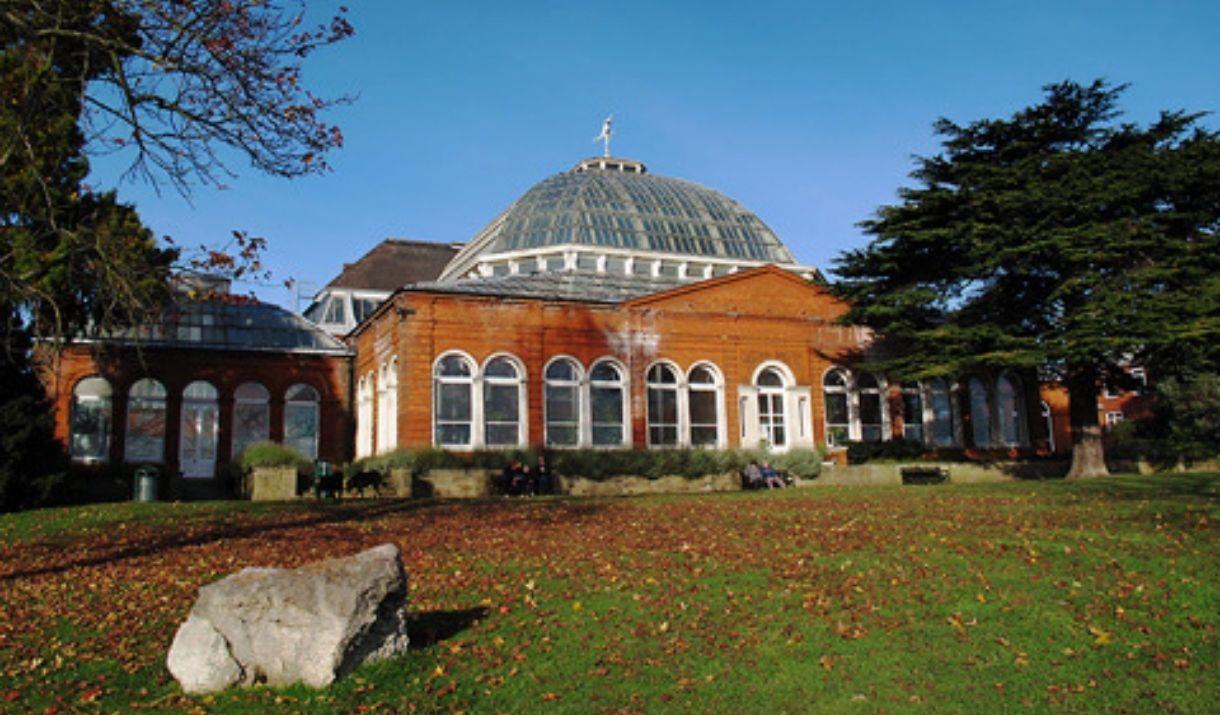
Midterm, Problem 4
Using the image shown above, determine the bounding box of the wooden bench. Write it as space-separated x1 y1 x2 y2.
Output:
900 466 950 485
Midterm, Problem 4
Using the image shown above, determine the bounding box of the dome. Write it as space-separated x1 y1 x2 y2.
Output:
441 157 801 281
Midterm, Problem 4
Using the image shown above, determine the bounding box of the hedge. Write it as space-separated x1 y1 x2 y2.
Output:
353 446 826 481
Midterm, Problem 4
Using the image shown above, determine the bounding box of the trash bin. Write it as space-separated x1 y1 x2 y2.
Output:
133 465 159 502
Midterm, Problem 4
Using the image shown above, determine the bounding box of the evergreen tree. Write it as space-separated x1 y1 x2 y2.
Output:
833 81 1220 477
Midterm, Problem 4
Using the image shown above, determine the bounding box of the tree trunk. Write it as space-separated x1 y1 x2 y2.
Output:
1066 365 1109 478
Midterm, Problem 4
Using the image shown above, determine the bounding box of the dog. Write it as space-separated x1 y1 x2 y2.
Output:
345 469 386 498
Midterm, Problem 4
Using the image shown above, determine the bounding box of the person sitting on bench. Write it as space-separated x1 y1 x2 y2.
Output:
744 460 764 489
760 461 785 489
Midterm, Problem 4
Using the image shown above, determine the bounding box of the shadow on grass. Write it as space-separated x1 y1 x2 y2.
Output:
0 497 604 582
1052 472 1219 501
408 606 488 651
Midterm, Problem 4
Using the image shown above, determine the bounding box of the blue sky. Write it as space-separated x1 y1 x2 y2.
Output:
88 1 1220 308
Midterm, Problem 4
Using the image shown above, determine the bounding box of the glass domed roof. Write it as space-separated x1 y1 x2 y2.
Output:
443 158 796 278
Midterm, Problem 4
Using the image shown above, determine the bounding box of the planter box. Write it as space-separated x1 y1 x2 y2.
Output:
417 468 495 499
249 466 300 501
559 471 739 497
388 468 413 498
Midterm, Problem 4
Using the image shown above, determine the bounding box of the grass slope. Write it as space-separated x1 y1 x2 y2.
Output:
0 474 1216 713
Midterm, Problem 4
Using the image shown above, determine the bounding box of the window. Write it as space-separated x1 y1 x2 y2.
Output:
1130 367 1147 394
590 361 626 446
646 363 680 447
382 359 399 452
434 354 474 447
968 378 991 448
484 356 524 447
125 378 167 463
353 298 380 323
996 374 1023 446
71 377 112 462
544 358 581 447
929 379 955 447
356 374 374 458
823 369 849 447
902 385 924 443
757 367 787 448
687 364 721 447
1105 411 1125 430
857 373 884 442
284 383 320 459
231 382 270 461
322 295 346 325
180 381 219 477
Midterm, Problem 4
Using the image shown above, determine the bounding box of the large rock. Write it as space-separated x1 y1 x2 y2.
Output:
167 543 410 693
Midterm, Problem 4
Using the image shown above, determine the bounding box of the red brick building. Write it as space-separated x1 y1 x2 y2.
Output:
40 286 351 499
348 157 1047 459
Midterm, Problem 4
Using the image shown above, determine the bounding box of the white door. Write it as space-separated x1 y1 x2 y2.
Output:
180 381 219 478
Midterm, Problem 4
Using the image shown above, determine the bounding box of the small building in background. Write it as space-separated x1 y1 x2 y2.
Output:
39 280 352 500
303 239 461 336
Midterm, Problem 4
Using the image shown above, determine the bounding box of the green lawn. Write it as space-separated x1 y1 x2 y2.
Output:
1 475 1216 713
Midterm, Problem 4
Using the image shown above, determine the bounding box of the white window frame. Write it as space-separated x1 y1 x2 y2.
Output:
822 367 852 448
544 355 584 448
856 372 888 443
995 372 1025 447
686 362 725 448
645 361 682 448
125 377 167 464
284 383 320 460
755 364 790 450
433 351 476 449
231 381 270 462
588 358 629 448
356 372 374 458
482 353 527 448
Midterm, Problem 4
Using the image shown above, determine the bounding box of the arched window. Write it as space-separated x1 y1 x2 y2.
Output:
71 376 112 462
757 367 787 448
382 358 398 452
484 356 524 447
901 384 924 443
232 381 270 461
376 360 399 454
544 358 581 447
589 360 627 447
180 381 219 477
125 378 167 463
355 373 374 458
434 354 474 447
646 363 680 447
823 369 850 447
284 383 320 460
929 379 955 447
996 374 1023 446
857 373 884 442
968 377 991 448
687 364 721 447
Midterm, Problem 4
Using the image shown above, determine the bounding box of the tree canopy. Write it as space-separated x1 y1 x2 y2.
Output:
832 80 1220 476
0 1 350 508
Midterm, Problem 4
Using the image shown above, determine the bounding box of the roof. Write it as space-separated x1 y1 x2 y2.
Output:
441 158 796 278
407 269 686 304
326 239 461 292
101 299 350 355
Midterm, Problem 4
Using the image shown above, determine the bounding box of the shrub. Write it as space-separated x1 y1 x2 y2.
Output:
844 440 927 464
772 448 825 479
236 441 311 471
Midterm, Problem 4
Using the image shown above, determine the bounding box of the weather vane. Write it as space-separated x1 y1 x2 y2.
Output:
594 115 613 157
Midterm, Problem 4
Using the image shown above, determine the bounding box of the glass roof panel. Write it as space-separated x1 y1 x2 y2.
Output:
480 168 795 264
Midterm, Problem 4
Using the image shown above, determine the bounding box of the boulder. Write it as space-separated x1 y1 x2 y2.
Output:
167 543 410 693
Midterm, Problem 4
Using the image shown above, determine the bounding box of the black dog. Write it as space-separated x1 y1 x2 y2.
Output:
346 469 385 498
